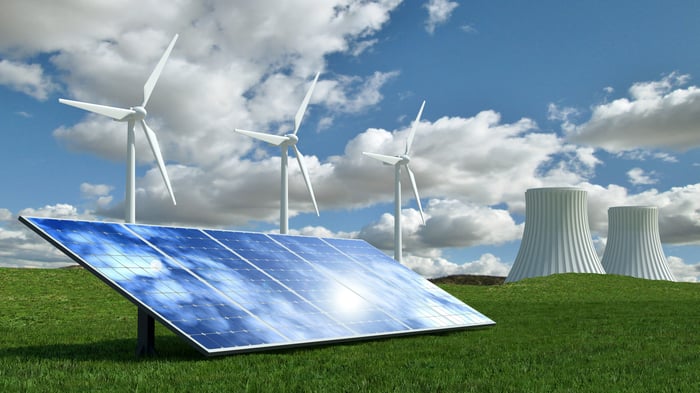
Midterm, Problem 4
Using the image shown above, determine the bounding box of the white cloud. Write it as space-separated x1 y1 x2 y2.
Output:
80 182 113 198
0 59 56 100
331 109 594 213
316 71 400 114
667 256 700 282
76 104 597 231
0 205 94 268
349 38 379 56
569 73 700 152
0 208 12 221
547 103 579 134
459 24 477 34
40 1 403 173
0 1 164 56
4 1 700 279
403 252 511 278
289 226 358 239
418 199 522 248
578 183 700 245
653 152 678 163
18 203 81 218
7 1 598 236
359 210 418 251
242 71 399 135
614 150 678 163
54 118 134 162
424 0 459 34
547 102 579 122
80 183 115 209
357 199 522 264
627 167 657 186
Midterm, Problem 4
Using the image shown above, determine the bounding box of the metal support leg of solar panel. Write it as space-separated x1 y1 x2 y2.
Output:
137 309 156 356
20 216 494 357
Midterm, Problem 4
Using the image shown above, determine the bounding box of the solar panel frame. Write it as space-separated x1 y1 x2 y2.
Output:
20 216 495 356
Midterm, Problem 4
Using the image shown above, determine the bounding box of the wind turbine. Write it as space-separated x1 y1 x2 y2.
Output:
58 34 179 225
234 72 321 234
57 34 179 357
363 100 426 263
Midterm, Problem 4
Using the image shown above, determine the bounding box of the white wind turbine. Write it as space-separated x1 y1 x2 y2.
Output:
234 72 321 234
363 100 426 263
58 34 179 225
58 34 179 357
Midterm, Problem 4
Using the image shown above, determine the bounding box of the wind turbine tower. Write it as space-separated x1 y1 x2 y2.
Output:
363 100 426 263
234 72 321 234
58 34 179 224
601 206 675 281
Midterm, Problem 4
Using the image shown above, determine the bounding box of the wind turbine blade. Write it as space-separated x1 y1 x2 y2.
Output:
363 152 402 165
140 120 176 205
405 100 425 155
292 145 319 216
234 128 288 146
58 98 134 120
293 71 320 135
142 34 179 107
406 165 424 224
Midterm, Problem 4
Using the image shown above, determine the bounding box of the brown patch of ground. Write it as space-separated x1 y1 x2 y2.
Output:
429 274 505 286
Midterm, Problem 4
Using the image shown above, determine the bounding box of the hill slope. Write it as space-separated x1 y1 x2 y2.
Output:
1 269 699 392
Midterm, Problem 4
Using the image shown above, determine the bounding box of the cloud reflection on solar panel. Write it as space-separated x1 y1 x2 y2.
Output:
21 216 494 355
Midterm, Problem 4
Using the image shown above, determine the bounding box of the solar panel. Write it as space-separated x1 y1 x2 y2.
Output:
20 216 494 356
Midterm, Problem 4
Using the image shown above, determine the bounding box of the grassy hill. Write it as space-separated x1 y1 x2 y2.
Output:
1 268 699 392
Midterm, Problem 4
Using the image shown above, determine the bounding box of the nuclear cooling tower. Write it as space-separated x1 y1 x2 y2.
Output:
505 187 605 283
601 206 675 281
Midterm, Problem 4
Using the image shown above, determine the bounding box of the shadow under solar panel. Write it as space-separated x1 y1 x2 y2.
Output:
20 216 494 356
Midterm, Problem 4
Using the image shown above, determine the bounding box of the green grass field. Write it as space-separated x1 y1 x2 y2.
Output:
1 268 699 392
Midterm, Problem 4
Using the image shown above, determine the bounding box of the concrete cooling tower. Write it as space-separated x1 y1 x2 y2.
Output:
601 206 675 281
506 187 605 283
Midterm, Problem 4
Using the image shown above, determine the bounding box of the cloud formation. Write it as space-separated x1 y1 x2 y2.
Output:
569 73 700 152
627 168 657 186
0 204 90 268
93 105 600 235
424 0 459 34
403 252 511 278
667 256 700 282
0 59 56 100
2 1 700 281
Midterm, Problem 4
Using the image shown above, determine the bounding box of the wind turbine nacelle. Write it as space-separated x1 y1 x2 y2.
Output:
398 155 411 165
114 106 146 122
128 106 147 121
284 134 299 145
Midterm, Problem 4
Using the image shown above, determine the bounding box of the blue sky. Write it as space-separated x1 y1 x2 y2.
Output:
1 0 700 281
